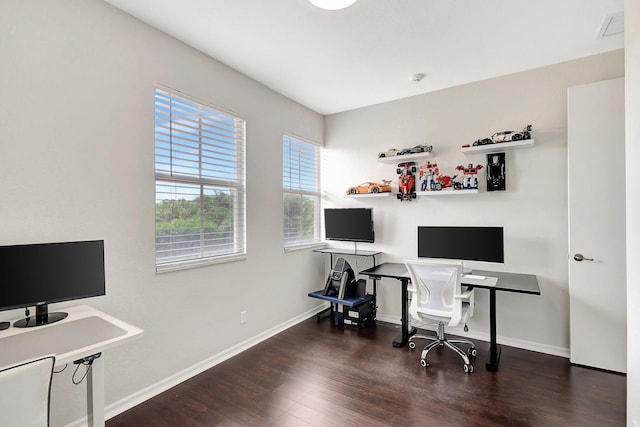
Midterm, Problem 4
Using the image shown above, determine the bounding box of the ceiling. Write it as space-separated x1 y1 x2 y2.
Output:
103 0 624 115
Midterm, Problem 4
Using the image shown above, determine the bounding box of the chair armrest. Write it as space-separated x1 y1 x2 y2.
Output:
455 288 474 300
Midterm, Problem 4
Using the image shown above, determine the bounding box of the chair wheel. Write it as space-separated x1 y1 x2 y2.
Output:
468 347 477 358
420 359 427 367
409 341 416 349
464 364 474 373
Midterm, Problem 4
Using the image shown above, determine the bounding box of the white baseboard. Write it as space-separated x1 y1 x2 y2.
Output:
67 305 567 426
65 304 327 427
375 312 570 359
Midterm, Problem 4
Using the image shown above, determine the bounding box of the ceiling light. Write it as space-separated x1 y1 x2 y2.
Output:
308 0 358 10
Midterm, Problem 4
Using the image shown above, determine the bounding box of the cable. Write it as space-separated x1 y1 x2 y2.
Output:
72 362 92 385
71 353 101 385
53 364 67 374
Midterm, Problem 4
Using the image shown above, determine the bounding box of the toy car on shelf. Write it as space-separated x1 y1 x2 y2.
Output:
346 181 392 195
472 124 532 146
398 144 433 155
396 162 417 201
377 148 400 158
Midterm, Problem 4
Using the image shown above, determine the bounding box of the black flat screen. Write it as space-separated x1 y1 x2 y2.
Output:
0 240 105 312
417 226 504 263
324 208 374 243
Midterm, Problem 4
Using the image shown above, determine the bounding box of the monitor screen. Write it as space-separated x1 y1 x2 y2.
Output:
0 240 105 326
417 226 504 263
324 208 374 243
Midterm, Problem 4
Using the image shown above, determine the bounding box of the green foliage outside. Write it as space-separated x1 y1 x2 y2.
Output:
284 193 317 243
156 191 234 238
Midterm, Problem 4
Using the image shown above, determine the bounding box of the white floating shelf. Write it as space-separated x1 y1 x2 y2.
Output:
461 139 534 155
416 189 478 196
345 192 392 198
377 152 432 164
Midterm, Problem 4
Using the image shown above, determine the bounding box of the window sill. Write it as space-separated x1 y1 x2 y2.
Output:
156 254 247 273
283 242 325 253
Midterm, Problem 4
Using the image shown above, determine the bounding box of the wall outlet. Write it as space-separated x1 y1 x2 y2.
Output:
240 310 247 325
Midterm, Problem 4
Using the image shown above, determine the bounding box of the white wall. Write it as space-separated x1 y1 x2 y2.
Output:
625 1 640 424
0 1 325 425
324 51 624 355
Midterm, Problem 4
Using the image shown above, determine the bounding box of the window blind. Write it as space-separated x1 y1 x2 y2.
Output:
154 88 246 270
283 134 322 247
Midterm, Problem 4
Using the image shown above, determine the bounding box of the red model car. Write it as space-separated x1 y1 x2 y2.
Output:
396 162 417 201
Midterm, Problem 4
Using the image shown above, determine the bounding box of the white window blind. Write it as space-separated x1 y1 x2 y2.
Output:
154 87 246 270
283 134 322 248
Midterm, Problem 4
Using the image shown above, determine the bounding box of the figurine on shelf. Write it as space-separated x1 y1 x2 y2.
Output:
433 173 458 191
419 161 439 191
486 153 506 191
396 162 417 201
455 163 484 190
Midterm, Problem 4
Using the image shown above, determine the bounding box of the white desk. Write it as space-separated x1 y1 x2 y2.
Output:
0 305 143 426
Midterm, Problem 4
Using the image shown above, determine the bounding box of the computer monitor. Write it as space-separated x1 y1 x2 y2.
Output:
0 240 106 328
324 208 374 243
417 226 504 264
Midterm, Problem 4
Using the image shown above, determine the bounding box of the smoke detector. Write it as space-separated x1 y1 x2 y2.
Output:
410 74 425 84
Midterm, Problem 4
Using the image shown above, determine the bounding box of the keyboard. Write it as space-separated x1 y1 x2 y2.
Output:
462 274 498 287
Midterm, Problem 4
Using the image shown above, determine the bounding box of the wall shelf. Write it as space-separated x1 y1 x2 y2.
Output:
417 189 478 196
461 139 534 155
377 152 431 164
345 192 391 198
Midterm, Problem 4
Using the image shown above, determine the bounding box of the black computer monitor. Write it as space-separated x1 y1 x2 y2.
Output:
0 240 106 328
324 208 374 243
417 226 504 264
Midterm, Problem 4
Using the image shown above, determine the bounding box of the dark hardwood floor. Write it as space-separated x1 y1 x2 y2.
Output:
108 318 626 426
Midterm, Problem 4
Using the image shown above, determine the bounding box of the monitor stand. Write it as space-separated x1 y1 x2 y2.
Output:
13 305 68 328
0 321 9 331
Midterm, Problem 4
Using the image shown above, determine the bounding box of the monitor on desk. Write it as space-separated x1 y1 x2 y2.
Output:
0 240 106 328
417 226 504 266
324 208 374 243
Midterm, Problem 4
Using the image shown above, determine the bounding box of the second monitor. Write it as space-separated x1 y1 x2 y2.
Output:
417 226 504 264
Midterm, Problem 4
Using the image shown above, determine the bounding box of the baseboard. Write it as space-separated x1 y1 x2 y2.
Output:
375 312 570 359
65 304 327 427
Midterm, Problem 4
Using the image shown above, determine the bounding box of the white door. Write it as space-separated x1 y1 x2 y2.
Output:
568 78 626 372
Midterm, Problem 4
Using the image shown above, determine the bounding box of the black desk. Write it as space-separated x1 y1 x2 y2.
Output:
360 263 540 371
313 248 381 267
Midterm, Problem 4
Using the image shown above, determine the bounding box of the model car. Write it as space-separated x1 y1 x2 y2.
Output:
396 162 417 201
377 148 400 158
398 144 433 155
346 181 392 195
491 125 532 143
472 124 532 146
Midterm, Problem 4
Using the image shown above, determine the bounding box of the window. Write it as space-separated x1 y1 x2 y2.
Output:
154 87 246 271
283 134 322 248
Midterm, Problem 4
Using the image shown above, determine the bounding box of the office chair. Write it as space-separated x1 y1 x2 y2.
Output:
404 260 477 372
0 354 55 427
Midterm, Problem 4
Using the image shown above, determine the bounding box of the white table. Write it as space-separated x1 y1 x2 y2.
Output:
0 305 143 426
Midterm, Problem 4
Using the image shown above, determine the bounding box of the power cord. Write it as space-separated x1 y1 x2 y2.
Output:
72 353 101 385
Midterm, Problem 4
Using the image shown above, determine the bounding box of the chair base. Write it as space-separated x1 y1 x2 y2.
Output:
408 322 476 373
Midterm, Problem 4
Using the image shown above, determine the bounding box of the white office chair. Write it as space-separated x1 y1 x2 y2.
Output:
0 354 55 427
405 260 477 372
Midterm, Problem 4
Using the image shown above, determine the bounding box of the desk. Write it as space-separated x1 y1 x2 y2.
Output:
0 305 143 426
360 263 540 371
313 247 381 268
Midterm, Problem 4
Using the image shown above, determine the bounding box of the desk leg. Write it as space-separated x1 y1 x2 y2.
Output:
87 356 105 427
486 288 501 372
393 278 417 347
